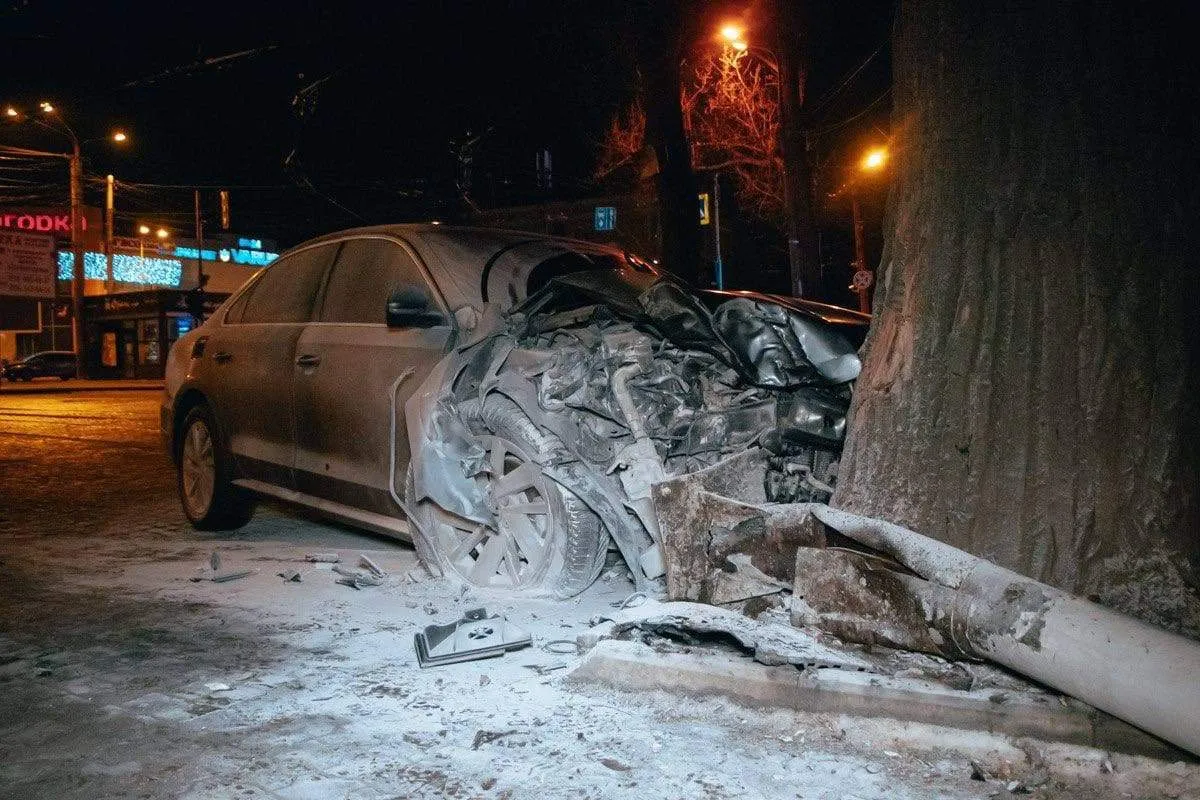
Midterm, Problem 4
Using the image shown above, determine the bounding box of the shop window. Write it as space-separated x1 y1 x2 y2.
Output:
239 243 338 324
319 239 428 324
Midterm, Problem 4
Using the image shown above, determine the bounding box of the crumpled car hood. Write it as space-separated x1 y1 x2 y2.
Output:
513 270 864 390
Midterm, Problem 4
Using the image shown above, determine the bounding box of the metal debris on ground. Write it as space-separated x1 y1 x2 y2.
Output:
332 564 383 589
358 554 386 578
471 729 520 750
190 569 254 583
414 607 532 668
305 553 340 563
277 570 302 582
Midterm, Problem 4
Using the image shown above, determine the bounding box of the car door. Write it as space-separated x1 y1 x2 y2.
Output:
203 241 339 488
293 236 453 518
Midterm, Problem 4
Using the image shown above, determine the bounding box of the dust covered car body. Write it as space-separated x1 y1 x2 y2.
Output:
162 224 867 597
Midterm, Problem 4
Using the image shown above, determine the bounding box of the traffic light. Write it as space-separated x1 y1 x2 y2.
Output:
186 274 209 323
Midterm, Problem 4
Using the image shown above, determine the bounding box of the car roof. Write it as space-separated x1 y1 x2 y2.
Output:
295 224 637 311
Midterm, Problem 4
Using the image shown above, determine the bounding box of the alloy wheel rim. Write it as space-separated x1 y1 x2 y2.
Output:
431 435 554 588
181 420 216 518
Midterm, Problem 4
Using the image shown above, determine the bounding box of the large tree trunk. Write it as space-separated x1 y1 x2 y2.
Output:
834 0 1200 633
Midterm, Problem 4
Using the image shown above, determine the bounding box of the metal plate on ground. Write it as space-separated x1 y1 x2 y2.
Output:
414 607 532 668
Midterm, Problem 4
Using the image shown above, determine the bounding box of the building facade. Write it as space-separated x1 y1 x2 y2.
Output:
0 204 277 377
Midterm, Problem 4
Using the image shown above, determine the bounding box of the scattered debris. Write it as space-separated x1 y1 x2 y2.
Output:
305 553 340 563
209 551 221 572
471 729 519 750
277 570 302 583
204 682 231 693
333 564 383 589
190 569 254 583
524 664 568 675
580 599 874 672
358 554 386 578
599 757 632 772
415 608 532 668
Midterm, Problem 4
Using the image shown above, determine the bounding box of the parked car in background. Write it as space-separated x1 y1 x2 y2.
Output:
162 225 869 597
1 351 77 382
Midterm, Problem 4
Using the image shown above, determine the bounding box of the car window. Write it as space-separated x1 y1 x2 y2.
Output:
319 238 429 324
238 243 339 324
223 285 254 324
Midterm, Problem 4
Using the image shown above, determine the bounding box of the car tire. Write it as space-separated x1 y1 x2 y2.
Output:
176 403 253 531
406 394 608 598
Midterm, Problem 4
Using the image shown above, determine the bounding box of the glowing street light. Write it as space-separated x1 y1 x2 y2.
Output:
719 23 744 43
4 106 17 118
112 130 128 143
861 147 888 171
155 228 170 239
39 101 54 113
138 224 152 235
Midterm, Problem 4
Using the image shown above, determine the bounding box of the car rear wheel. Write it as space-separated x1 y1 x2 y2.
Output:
407 395 608 598
177 404 253 530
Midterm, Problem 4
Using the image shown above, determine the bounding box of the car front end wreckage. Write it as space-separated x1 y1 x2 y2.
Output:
401 269 864 597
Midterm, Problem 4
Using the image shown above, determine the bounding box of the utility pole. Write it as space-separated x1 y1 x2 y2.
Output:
712 172 723 289
775 0 821 298
105 174 114 289
69 139 85 378
194 189 208 322
850 188 871 312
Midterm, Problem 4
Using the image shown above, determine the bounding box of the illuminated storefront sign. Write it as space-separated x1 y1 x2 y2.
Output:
57 251 183 287
173 245 277 266
0 212 88 233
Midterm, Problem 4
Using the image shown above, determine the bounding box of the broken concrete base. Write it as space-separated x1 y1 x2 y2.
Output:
568 639 1184 761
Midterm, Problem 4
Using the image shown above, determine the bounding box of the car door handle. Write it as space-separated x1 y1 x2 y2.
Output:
295 354 321 368
213 351 233 364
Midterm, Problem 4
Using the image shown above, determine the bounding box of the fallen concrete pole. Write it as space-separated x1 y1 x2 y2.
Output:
811 506 1200 757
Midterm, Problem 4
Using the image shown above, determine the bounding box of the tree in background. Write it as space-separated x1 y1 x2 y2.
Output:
682 45 783 220
834 0 1199 632
597 44 786 231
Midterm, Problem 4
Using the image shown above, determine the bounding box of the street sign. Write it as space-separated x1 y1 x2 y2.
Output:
852 269 874 290
594 206 616 232
0 230 56 299
699 192 711 225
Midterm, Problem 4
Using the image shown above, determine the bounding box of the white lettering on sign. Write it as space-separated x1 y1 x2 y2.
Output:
0 230 56 299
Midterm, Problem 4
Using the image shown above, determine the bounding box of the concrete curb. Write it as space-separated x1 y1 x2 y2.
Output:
0 381 163 395
567 639 1182 760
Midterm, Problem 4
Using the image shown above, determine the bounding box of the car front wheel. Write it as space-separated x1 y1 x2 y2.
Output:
407 395 608 598
177 404 253 530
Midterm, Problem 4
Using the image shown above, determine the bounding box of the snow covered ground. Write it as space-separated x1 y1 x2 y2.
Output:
3 523 1196 799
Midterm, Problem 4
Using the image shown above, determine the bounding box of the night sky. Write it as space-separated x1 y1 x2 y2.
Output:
1 1 892 250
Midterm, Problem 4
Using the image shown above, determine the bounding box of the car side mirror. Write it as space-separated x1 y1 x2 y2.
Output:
386 287 444 328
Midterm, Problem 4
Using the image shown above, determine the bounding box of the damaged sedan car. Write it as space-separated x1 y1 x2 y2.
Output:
162 225 868 597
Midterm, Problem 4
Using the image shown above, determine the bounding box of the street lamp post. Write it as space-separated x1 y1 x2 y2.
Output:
851 146 888 313
2 103 128 377
717 22 819 299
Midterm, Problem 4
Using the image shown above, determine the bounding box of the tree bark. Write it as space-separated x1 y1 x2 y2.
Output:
634 0 704 284
834 0 1200 633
